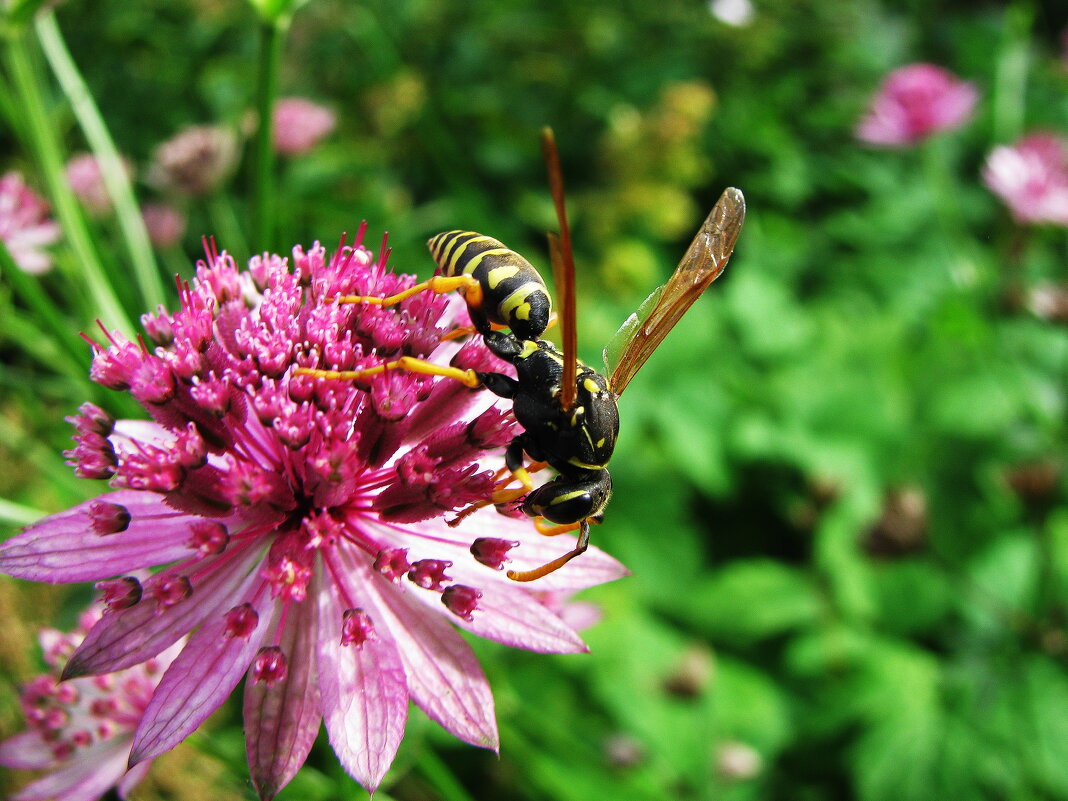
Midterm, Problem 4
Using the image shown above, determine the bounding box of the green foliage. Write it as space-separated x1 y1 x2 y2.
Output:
2 0 1067 800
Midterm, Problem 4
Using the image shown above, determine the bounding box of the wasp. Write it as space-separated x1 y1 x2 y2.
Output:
295 129 745 581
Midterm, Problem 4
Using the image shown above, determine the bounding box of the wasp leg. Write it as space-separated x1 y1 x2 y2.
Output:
334 274 483 309
439 310 559 343
506 520 590 582
533 518 582 536
294 357 482 387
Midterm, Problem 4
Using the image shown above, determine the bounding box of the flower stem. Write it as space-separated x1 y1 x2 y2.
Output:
0 238 89 373
210 194 251 260
3 30 135 335
416 748 479 801
0 496 45 527
35 10 166 310
919 140 984 289
251 16 285 252
991 2 1032 144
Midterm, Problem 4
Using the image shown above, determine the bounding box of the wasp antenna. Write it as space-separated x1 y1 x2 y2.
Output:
540 127 578 411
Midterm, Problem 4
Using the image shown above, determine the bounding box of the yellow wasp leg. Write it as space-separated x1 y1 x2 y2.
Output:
439 312 557 342
334 274 483 308
507 520 591 582
294 357 481 388
533 518 581 537
440 320 504 342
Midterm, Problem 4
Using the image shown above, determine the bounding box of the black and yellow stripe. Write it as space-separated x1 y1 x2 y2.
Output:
427 231 552 341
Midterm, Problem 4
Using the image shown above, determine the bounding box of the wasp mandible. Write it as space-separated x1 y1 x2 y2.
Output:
295 129 745 581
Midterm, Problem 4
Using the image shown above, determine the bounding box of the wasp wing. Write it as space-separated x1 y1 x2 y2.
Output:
542 127 579 411
603 187 745 396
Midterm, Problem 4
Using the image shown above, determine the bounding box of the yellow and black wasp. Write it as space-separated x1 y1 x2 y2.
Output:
296 128 745 581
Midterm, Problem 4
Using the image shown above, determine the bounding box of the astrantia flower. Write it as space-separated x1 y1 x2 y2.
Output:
856 63 978 147
65 153 133 218
148 124 238 197
0 606 183 801
140 202 186 249
982 133 1068 226
708 0 754 27
0 171 60 274
0 228 626 798
273 97 337 155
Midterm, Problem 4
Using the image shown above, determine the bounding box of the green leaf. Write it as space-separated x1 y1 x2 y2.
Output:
963 532 1038 633
870 560 955 636
687 560 822 645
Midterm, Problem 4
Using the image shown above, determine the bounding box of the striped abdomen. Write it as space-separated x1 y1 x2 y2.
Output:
427 230 552 341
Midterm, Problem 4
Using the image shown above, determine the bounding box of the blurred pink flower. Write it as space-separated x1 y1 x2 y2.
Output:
273 97 337 155
982 133 1068 226
0 606 182 801
0 171 60 274
534 590 603 631
148 124 238 197
64 153 132 217
708 0 754 27
140 202 186 248
0 228 626 799
856 63 978 147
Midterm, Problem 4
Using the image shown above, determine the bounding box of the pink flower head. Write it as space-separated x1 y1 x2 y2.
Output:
148 124 238 197
0 605 183 801
0 228 626 798
140 202 187 249
856 63 978 147
65 153 133 217
273 97 337 155
982 133 1068 226
0 171 61 274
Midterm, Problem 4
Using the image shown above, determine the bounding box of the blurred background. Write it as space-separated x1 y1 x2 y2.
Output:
2 0 1068 799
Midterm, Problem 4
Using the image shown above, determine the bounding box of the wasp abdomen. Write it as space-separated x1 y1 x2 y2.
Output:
427 230 552 341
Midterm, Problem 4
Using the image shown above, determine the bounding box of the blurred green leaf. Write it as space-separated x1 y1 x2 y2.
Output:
687 560 823 646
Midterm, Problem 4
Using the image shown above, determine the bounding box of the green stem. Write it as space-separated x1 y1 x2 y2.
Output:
991 3 1032 144
0 238 90 372
35 11 166 310
415 748 479 801
251 16 285 252
4 31 135 335
210 194 251 260
0 496 44 527
919 140 984 289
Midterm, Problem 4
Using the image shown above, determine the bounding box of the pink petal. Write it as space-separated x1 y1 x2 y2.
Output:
10 735 130 801
316 559 409 792
0 731 56 770
427 577 590 654
117 760 152 799
382 514 628 592
64 543 266 678
0 491 202 582
245 593 322 801
128 571 270 766
370 519 594 652
338 544 498 750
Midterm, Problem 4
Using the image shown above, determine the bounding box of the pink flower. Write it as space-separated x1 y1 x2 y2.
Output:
273 97 337 155
982 133 1068 226
0 228 626 798
856 63 978 147
0 171 61 274
0 606 183 801
148 124 238 197
65 153 133 217
140 202 186 249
